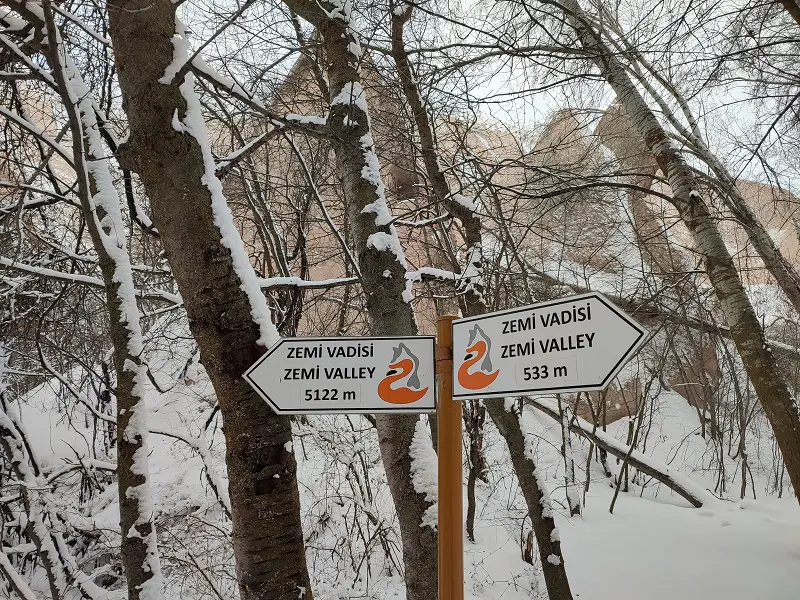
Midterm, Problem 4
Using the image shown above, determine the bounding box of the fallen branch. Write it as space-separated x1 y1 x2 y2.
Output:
526 397 708 508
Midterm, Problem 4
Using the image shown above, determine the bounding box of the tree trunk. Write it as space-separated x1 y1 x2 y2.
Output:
555 0 800 499
558 398 581 516
781 0 800 26
600 27 800 316
716 179 800 315
273 3 439 599
485 402 574 600
40 2 165 596
391 9 575 598
390 8 485 317
106 2 312 598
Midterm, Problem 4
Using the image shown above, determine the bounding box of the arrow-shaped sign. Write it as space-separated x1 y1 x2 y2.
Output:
243 336 436 414
452 292 646 400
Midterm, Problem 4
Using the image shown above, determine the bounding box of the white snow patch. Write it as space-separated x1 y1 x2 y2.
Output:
451 193 476 212
284 113 328 126
331 81 368 114
167 20 279 348
367 232 409 274
409 419 438 529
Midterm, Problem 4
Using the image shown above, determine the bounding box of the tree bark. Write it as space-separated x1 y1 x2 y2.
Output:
551 0 800 499
781 0 800 26
269 3 439 599
106 2 312 598
391 9 574 598
37 2 165 596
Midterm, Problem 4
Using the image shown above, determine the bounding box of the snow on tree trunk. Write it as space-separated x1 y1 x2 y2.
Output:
486 402 574 599
527 396 708 507
409 418 439 530
106 1 312 598
557 0 800 500
558 398 582 516
275 2 439 598
39 1 165 597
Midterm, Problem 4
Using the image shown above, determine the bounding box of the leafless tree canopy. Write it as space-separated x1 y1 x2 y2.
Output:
1 0 799 599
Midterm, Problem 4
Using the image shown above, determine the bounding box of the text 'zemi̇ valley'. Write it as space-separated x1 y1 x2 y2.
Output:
500 301 596 359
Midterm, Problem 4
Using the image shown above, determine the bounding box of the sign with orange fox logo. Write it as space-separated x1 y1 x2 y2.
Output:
452 292 646 400
243 336 435 414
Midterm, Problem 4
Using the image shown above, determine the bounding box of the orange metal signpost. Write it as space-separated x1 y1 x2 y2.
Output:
436 315 463 600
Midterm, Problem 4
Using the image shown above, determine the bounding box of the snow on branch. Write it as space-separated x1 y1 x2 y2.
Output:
526 397 708 508
0 550 38 600
0 255 182 305
259 275 359 290
0 180 74 211
404 263 487 303
171 52 328 138
0 32 57 86
51 4 110 45
215 132 269 172
0 404 114 600
394 213 451 228
405 267 458 284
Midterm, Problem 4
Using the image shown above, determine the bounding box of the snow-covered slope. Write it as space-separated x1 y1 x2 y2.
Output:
7 333 800 600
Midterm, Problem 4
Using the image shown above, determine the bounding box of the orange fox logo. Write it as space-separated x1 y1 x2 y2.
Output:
378 343 429 404
458 324 499 390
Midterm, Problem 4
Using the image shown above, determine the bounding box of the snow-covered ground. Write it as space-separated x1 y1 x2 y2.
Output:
10 339 800 600
456 390 800 600
562 491 800 600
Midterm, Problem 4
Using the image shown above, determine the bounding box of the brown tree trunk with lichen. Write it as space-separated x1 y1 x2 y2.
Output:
106 1 312 598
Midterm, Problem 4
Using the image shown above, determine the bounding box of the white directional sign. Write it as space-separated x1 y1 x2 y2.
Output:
243 336 436 414
452 292 646 400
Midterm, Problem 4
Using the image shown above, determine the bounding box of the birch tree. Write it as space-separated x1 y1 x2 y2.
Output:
522 0 800 498
593 2 800 317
